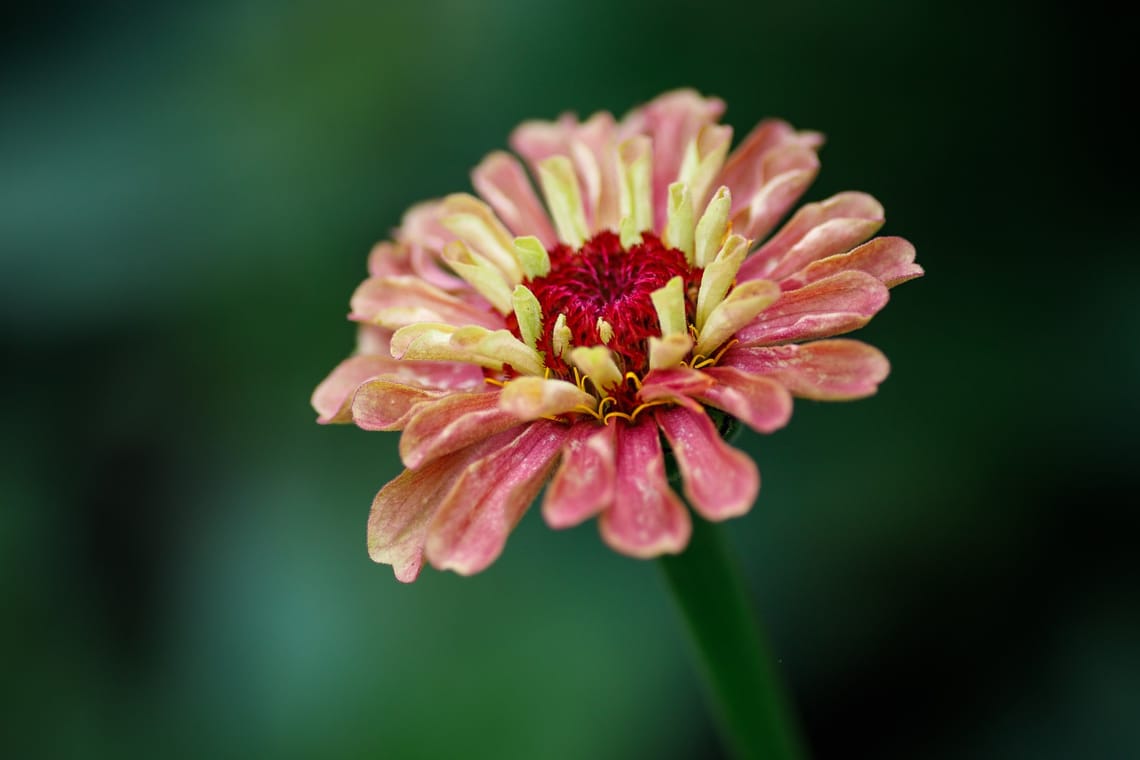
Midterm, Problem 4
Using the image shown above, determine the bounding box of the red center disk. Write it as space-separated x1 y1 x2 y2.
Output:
514 231 700 378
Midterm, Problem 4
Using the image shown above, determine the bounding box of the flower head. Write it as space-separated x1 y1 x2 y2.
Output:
313 89 922 582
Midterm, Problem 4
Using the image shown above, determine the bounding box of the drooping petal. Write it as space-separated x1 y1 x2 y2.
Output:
543 422 616 529
499 377 596 420
598 421 691 558
736 192 885 283
425 420 569 575
312 354 401 424
781 236 924 290
352 364 488 431
368 432 511 583
399 391 524 469
656 406 759 520
350 275 500 330
734 271 889 347
696 366 793 433
722 339 891 400
471 151 557 248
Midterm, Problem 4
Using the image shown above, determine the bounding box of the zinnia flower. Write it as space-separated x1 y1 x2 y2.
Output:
313 89 922 582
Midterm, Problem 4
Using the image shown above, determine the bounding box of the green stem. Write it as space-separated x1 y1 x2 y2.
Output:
659 514 806 760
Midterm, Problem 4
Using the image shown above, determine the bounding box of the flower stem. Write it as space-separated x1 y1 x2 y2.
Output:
659 515 806 760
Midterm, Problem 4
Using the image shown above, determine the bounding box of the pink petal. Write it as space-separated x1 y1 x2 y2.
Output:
396 201 467 290
352 363 487 431
734 271 890 347
471 151 558 248
656 407 759 521
349 275 500 330
637 367 715 412
782 236 924 290
721 339 891 400
367 241 413 278
732 144 821 242
598 421 691 558
543 422 616 529
312 354 401 424
697 366 794 433
637 89 726 230
572 112 622 232
425 420 569 575
736 192 885 283
717 120 824 240
399 390 524 469
510 113 579 166
368 433 510 583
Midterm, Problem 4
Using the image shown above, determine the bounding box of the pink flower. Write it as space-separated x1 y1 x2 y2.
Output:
313 89 922 582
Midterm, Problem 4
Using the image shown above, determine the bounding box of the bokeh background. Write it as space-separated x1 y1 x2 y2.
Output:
3 1 1136 757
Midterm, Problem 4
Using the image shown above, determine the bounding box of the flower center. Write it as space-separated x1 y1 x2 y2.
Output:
514 231 699 379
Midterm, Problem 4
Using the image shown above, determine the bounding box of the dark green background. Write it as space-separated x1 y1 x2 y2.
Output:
3 1 1135 757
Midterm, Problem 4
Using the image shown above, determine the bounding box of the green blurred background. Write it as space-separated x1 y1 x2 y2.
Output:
3 1 1136 757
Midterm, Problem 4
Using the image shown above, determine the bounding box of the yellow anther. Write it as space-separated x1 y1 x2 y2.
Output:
623 372 643 390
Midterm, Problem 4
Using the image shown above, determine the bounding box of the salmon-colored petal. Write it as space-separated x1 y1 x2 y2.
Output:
697 366 793 434
543 422 616 529
731 144 821 242
717 120 823 240
782 236 924 290
722 339 891 400
367 432 511 583
367 241 413 278
350 275 500 330
737 192 885 283
598 421 691 557
636 89 726 230
734 271 889 347
656 407 759 521
311 354 400 424
396 201 467 291
399 391 524 469
425 420 569 575
471 151 557 247
352 363 486 431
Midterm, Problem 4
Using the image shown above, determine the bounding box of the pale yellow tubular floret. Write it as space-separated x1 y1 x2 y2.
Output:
678 124 732 212
650 275 687 337
442 194 522 284
694 279 781 357
619 216 643 249
569 346 624 394
617 136 654 235
537 156 589 248
513 235 551 279
441 240 514 314
693 186 732 269
663 182 695 263
648 333 695 371
500 376 597 420
695 233 750 331
595 317 614 345
551 313 572 360
512 285 544 350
